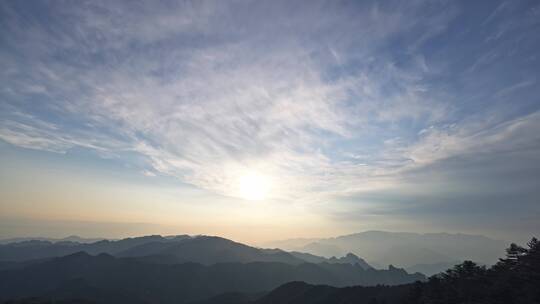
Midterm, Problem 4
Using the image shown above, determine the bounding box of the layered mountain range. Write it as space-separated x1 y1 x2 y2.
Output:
0 235 370 269
264 231 507 275
0 234 424 303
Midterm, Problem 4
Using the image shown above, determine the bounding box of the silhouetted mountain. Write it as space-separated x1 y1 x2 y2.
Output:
0 236 106 245
3 237 538 304
169 237 540 304
266 231 507 271
0 235 170 261
329 253 371 267
0 251 424 304
288 252 372 269
0 235 372 268
118 236 305 265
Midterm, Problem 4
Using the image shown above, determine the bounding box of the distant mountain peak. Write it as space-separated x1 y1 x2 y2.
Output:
327 252 372 269
61 251 92 260
268 230 507 272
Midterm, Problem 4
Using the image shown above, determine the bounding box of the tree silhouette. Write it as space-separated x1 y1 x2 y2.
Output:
404 237 540 304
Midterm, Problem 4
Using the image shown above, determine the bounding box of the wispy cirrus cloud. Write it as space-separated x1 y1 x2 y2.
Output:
1 0 539 237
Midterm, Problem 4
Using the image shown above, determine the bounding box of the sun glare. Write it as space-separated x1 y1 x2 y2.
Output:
238 171 272 201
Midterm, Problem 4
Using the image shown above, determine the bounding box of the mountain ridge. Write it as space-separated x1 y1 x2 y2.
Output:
0 251 424 304
0 234 373 269
264 230 507 274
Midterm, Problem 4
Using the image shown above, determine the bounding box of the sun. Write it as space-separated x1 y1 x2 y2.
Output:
238 171 272 201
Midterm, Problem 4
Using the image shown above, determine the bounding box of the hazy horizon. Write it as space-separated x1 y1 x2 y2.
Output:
1 0 540 245
0 219 521 246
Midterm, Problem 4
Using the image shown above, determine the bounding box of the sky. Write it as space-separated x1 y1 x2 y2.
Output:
1 0 539 244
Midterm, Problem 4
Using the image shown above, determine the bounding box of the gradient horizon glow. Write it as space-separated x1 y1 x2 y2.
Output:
1 0 539 244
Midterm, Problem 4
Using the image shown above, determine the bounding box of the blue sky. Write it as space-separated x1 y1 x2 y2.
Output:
1 0 539 243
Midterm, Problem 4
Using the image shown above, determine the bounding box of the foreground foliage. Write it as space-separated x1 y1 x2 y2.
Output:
404 237 540 304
